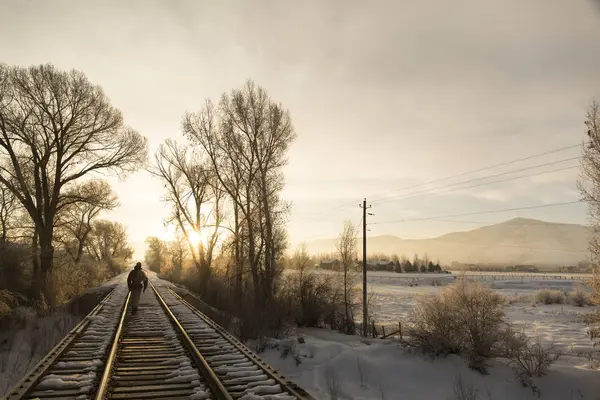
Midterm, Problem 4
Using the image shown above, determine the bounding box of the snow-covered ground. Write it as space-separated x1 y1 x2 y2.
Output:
276 269 599 399
260 328 600 400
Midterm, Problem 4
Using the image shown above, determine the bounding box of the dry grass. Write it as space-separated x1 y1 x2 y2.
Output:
452 374 479 400
325 365 340 400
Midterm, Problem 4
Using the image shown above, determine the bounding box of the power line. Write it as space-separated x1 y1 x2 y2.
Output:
370 200 584 225
374 164 579 205
369 142 583 202
372 157 580 205
302 142 584 220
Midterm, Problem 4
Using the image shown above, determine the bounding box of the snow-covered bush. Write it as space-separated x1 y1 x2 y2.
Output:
535 289 565 305
408 279 507 373
503 334 562 388
568 289 589 307
408 295 463 356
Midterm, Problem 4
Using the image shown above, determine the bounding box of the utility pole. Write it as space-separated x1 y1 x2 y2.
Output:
359 199 373 337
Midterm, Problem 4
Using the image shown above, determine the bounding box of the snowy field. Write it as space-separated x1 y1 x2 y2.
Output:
365 274 595 355
271 269 600 399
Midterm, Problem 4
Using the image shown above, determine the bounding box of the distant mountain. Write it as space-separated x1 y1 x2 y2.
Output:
303 218 592 266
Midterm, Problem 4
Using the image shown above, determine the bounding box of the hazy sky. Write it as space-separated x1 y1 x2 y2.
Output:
1 0 600 259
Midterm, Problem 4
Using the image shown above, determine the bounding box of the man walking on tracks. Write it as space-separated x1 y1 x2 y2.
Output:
127 262 148 315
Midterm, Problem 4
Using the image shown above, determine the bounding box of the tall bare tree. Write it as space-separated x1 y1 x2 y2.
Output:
150 139 224 285
55 180 118 263
0 64 147 305
337 220 359 334
578 100 600 345
580 100 600 259
184 80 296 309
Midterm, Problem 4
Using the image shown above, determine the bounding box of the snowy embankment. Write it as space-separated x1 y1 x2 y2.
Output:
260 328 600 400
0 273 129 397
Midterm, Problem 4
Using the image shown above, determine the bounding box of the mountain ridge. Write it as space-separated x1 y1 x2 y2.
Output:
302 218 591 266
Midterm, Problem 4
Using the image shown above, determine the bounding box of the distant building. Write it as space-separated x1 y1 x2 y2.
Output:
511 264 539 273
319 260 341 270
366 260 395 271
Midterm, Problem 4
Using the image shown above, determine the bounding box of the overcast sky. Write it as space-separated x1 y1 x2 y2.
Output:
1 0 599 259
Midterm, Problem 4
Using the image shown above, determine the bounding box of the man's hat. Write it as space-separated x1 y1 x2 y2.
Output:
135 262 142 269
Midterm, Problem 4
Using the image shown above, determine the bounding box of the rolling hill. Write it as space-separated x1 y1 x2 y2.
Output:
303 218 592 266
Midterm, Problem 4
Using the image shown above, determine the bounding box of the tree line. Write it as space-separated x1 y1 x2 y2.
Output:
314 252 444 273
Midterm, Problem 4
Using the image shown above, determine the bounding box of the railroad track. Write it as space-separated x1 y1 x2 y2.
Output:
4 279 314 400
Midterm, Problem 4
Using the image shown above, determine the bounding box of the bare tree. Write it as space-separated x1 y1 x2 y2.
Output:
86 220 133 266
579 100 600 346
336 220 359 334
0 64 147 305
150 139 224 287
184 80 296 310
580 101 600 258
55 180 118 263
168 231 189 281
144 236 168 274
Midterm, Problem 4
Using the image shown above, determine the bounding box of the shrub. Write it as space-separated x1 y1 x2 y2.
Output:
568 289 589 307
535 289 565 305
408 279 507 373
408 295 463 356
284 271 339 328
53 259 115 306
0 290 26 319
504 335 562 387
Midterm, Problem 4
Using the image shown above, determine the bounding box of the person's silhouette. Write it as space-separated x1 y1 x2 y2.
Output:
127 262 148 315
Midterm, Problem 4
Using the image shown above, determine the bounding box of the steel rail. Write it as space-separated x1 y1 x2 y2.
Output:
94 290 131 399
151 283 233 400
4 289 115 399
168 287 316 400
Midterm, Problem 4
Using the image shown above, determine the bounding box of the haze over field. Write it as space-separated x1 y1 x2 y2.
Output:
305 218 592 266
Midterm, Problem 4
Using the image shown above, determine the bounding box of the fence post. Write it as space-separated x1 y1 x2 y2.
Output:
381 326 386 338
398 321 403 340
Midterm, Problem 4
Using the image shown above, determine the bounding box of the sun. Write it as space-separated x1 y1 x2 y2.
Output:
187 230 202 246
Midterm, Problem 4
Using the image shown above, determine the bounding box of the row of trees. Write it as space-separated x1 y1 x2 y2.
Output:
0 64 144 306
314 252 444 273
145 81 296 334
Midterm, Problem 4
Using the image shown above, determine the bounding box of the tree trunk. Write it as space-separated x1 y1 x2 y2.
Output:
39 235 56 308
30 233 42 301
